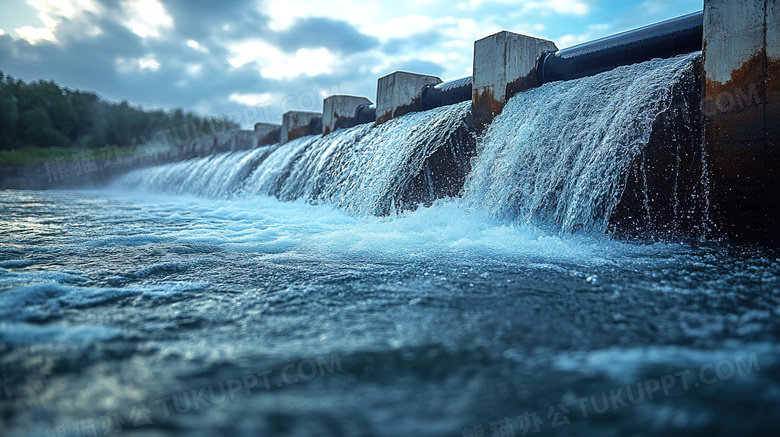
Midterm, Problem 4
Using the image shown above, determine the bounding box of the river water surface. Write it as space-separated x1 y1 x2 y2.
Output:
2 189 779 436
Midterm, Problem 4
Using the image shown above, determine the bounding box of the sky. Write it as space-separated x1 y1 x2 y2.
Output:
0 0 704 127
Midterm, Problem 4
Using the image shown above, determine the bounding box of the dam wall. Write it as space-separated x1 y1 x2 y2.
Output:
703 0 779 240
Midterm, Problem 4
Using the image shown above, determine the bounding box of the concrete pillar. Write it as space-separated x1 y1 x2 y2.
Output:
323 95 373 135
472 31 557 128
254 122 281 146
376 71 442 125
703 0 779 240
768 0 779 142
281 111 322 144
231 130 258 151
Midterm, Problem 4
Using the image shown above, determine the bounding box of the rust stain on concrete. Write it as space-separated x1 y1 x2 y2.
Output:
286 125 311 143
377 97 423 126
324 111 361 136
258 131 278 147
376 112 392 125
767 57 780 140
704 54 766 110
472 88 501 131
505 66 543 102
704 48 779 240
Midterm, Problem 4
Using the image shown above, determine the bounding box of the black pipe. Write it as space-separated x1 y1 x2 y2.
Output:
538 10 703 85
405 10 703 113
420 77 473 110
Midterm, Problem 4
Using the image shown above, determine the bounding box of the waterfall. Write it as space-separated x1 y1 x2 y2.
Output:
461 52 702 234
115 53 702 235
114 146 280 199
114 102 474 216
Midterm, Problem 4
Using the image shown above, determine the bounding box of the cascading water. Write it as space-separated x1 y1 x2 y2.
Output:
462 52 702 234
115 102 474 216
115 146 281 199
116 53 702 236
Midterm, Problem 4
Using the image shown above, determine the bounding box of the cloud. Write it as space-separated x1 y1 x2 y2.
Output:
263 0 383 31
368 14 438 40
116 54 160 73
640 0 670 15
272 17 380 55
228 92 276 107
158 0 265 40
373 58 445 77
14 25 55 43
0 1 372 125
227 39 338 80
0 0 704 129
186 39 208 53
521 0 591 16
457 0 591 16
557 22 612 48
120 0 173 39
383 29 444 55
13 0 102 44
0 0 476 125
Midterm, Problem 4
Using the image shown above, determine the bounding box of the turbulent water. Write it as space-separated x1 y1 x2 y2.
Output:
116 102 473 216
463 53 702 234
1 190 779 437
116 54 701 236
2 54 780 437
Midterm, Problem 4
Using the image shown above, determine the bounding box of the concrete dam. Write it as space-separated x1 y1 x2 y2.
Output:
116 0 778 242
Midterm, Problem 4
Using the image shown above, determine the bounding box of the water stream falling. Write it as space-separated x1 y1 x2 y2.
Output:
116 54 701 236
462 52 702 234
116 102 473 216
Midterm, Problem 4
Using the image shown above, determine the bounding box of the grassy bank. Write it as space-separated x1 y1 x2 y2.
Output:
0 146 133 166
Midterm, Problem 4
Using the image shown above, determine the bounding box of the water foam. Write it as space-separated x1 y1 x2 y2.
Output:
89 190 670 268
114 102 473 216
462 53 701 234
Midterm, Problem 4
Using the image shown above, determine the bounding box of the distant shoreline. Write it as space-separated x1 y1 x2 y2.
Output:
0 130 264 190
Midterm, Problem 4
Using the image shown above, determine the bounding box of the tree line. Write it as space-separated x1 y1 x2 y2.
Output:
0 71 236 151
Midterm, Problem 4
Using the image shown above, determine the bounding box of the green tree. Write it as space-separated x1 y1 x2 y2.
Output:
0 70 240 153
19 107 70 148
0 96 19 149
